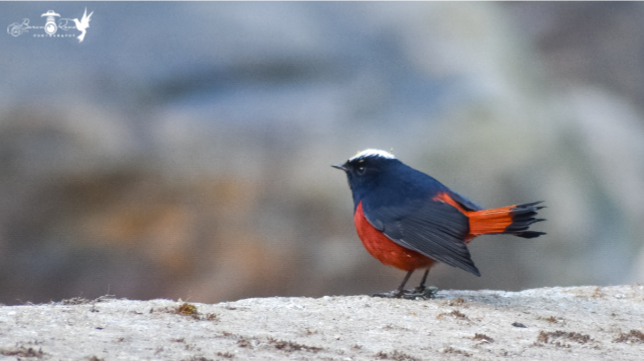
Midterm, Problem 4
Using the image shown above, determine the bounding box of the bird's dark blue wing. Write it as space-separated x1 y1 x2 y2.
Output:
362 198 480 276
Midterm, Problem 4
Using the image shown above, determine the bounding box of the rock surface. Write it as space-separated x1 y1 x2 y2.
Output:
1 285 643 360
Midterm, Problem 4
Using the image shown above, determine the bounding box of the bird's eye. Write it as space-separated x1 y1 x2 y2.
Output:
357 166 366 175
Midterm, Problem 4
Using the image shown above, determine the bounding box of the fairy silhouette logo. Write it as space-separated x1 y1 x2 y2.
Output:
7 8 94 43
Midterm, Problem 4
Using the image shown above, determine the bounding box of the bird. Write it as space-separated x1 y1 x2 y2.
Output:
73 8 93 43
332 149 545 298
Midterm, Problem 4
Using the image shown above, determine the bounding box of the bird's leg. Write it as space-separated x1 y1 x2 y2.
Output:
394 269 415 298
372 269 437 300
398 268 437 299
415 269 430 292
404 268 437 299
372 269 414 299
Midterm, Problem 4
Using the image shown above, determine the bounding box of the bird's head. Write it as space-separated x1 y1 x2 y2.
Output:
332 149 401 195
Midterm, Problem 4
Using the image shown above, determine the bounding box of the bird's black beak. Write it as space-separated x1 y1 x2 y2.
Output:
331 163 347 171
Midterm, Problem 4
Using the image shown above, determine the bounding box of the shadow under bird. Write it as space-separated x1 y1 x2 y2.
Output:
333 149 545 298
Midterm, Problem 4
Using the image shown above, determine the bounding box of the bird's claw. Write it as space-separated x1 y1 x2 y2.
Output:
403 285 438 299
371 292 398 298
371 286 438 300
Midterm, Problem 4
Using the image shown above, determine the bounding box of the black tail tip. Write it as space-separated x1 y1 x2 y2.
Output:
517 201 546 209
514 231 546 239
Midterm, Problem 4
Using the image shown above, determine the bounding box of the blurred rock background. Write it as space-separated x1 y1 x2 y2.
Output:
0 2 643 305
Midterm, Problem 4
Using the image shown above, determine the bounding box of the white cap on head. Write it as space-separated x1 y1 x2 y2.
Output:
348 149 395 161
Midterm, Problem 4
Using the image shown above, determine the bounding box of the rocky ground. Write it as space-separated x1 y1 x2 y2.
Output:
0 285 643 360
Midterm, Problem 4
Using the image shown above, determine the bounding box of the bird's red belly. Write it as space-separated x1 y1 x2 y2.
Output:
354 202 435 271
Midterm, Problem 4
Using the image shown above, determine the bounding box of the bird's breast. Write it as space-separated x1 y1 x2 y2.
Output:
354 201 434 271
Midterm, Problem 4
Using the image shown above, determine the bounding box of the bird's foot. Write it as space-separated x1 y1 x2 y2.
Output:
371 286 438 300
371 290 403 299
402 285 438 300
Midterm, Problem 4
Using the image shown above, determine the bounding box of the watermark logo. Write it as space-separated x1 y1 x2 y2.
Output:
7 8 93 43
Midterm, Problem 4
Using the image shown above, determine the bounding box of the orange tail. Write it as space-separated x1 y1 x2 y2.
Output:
468 202 545 239
434 193 545 242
